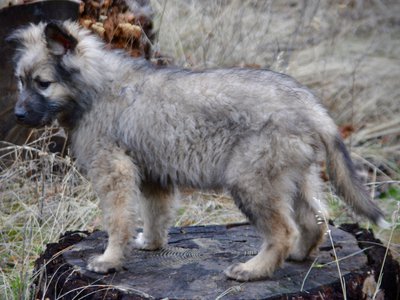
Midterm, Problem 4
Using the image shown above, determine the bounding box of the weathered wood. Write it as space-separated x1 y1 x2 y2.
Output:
33 223 400 299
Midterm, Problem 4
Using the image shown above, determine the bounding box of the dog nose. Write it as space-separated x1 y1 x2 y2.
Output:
15 107 27 121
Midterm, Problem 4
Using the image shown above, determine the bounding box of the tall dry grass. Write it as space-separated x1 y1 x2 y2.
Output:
0 129 99 298
151 0 400 168
1 1 399 299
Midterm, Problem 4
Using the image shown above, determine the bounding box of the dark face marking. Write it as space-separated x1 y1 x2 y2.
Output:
14 83 84 129
14 89 56 128
14 72 68 128
54 60 80 85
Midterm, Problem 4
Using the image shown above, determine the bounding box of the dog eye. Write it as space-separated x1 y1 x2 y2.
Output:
37 80 52 90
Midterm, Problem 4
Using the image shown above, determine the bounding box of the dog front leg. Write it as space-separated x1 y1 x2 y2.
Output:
86 148 139 273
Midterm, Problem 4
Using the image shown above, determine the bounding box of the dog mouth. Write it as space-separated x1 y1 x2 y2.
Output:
15 112 54 128
14 90 59 128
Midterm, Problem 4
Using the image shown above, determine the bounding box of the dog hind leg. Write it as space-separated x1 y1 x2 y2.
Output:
289 165 326 261
225 174 299 281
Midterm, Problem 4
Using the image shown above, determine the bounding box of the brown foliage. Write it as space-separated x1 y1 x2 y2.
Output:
79 0 154 58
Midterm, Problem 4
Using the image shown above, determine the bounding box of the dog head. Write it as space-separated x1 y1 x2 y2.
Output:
9 21 99 128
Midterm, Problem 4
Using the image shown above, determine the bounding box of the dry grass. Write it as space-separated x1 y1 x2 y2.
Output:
0 129 100 298
1 0 400 299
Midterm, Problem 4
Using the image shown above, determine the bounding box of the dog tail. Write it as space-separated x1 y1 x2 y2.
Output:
319 129 390 228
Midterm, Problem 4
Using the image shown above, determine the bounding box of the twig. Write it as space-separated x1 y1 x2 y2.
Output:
373 202 399 299
316 197 347 299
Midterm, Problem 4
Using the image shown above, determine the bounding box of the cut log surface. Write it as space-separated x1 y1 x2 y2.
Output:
34 223 400 299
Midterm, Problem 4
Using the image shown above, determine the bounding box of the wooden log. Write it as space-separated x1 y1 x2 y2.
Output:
33 223 400 299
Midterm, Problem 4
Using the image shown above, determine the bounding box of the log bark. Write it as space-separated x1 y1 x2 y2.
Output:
33 223 400 299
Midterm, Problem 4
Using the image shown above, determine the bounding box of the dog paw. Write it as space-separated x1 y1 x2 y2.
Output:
224 263 268 282
287 253 308 262
133 232 163 250
87 254 122 274
225 263 253 281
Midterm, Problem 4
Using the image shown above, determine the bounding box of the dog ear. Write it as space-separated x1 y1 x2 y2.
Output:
44 22 77 56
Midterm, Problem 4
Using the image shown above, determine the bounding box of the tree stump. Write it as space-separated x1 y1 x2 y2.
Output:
33 223 400 299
